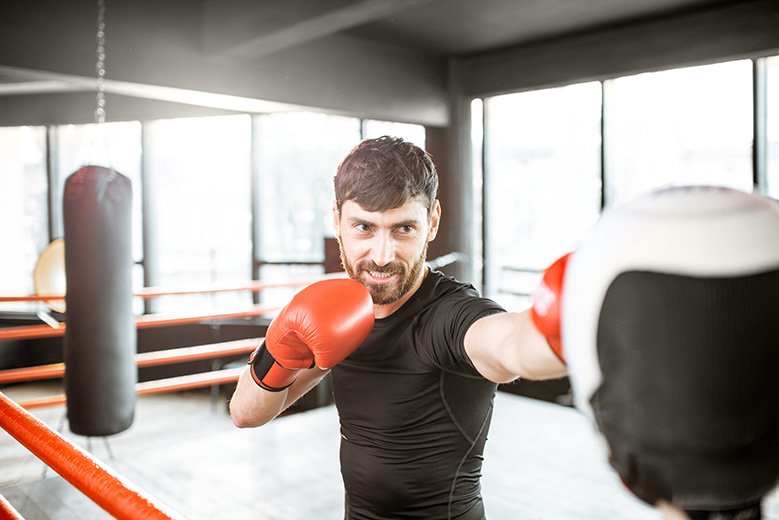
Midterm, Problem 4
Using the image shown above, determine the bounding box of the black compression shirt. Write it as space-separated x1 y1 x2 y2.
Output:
331 270 505 519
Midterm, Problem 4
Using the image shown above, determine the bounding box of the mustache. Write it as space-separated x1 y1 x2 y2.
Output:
357 261 404 275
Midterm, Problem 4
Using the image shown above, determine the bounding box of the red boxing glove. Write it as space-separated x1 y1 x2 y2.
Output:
530 253 570 363
249 278 374 392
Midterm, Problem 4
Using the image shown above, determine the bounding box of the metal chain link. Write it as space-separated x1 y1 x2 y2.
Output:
94 0 106 125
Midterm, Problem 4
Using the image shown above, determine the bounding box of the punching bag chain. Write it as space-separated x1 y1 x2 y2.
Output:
94 0 107 125
85 0 114 171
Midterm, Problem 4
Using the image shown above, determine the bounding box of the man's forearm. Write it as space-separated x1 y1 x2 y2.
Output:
230 368 287 427
229 367 329 428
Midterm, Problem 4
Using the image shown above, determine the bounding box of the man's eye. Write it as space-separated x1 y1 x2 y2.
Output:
355 224 371 232
398 225 414 234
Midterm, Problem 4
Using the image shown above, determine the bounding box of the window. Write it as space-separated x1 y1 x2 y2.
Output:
53 122 143 259
144 115 252 313
254 112 359 264
470 99 485 288
0 126 48 312
253 112 361 306
604 60 754 205
483 82 602 309
766 55 779 199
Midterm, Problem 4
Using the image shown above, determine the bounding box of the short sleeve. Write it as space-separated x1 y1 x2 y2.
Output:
413 285 505 376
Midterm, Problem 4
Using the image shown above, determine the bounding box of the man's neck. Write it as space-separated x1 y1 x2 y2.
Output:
373 268 429 319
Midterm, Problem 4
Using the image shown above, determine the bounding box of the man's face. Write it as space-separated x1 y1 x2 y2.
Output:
334 198 440 306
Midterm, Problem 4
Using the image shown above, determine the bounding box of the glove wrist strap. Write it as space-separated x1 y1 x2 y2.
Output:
248 342 299 392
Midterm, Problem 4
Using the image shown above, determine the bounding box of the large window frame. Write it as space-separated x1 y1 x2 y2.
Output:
482 82 603 309
479 54 779 307
0 114 424 316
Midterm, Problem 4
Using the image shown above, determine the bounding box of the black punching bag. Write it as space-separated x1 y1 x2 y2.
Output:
63 166 136 436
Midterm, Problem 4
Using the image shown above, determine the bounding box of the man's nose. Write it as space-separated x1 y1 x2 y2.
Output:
370 233 396 266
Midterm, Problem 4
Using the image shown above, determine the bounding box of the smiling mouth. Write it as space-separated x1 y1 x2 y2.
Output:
365 270 397 283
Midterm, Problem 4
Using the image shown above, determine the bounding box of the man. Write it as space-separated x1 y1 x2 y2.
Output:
230 136 566 519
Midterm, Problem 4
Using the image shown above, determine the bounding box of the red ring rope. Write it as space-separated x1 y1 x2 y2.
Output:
0 493 23 520
0 337 261 385
0 304 280 342
0 391 183 519
0 273 346 303
17 367 246 410
0 273 349 342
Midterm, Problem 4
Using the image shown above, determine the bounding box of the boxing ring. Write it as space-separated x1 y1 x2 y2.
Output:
7 387 777 520
4 250 779 518
0 273 341 518
6 355 778 519
0 274 344 405
0 189 462 518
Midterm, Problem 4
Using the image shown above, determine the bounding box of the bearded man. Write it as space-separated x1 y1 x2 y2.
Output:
230 136 565 519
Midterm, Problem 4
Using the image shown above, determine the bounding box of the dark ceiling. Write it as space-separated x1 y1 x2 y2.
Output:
340 0 736 56
200 0 739 59
0 0 763 126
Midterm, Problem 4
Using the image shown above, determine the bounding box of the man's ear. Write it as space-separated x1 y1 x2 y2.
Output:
428 200 441 242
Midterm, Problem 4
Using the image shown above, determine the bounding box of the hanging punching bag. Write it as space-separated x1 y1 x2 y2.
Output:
63 165 136 436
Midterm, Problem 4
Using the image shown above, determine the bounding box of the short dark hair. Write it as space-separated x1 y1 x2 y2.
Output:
334 136 438 214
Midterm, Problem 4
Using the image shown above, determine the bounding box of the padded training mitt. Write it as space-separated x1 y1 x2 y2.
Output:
563 186 779 511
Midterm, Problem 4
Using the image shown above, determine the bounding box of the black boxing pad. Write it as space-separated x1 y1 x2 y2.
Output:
63 165 136 436
564 186 779 511
594 269 779 508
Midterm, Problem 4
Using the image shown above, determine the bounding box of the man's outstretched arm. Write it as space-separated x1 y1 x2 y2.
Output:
465 254 569 383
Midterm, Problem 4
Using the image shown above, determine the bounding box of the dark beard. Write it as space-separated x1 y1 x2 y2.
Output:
338 238 427 305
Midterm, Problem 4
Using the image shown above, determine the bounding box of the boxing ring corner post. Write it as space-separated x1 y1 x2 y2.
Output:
0 391 185 520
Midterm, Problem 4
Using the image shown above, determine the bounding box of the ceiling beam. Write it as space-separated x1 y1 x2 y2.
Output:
0 65 309 114
0 80 80 95
203 0 437 58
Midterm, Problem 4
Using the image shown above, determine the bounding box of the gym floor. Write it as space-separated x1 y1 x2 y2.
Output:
1 383 777 520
